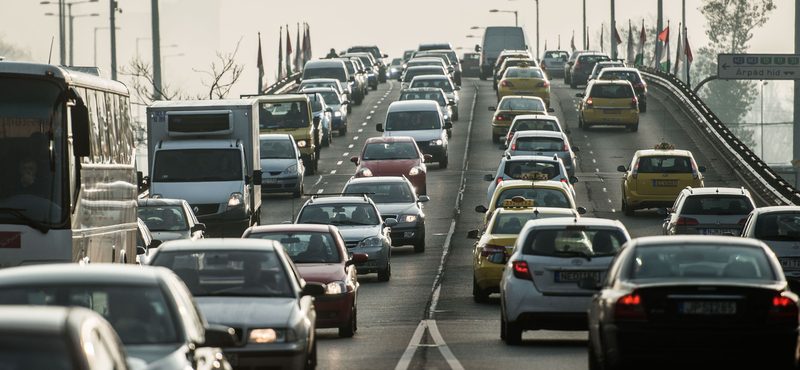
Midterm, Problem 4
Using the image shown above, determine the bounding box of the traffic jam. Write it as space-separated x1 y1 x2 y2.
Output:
0 23 799 370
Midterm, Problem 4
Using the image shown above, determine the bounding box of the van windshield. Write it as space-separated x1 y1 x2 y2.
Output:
386 111 441 131
259 101 310 129
484 33 525 52
153 149 242 182
303 68 347 82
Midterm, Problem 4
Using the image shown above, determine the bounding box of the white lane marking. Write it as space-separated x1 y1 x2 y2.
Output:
611 209 616 212
608 199 612 203
394 322 426 370
587 142 591 146
373 105 378 108
366 116 372 119
370 110 375 114
353 136 359 140
583 135 588 138
343 152 349 156
348 144 354 148
428 320 466 370
358 129 363 132
590 150 594 154
316 189 324 194
330 170 337 174
595 168 600 172
362 122 367 126
603 187 607 193
592 158 596 163
336 161 343 165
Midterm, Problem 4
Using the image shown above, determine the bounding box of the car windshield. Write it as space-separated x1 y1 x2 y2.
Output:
503 160 561 180
755 213 800 241
153 149 242 182
408 60 443 68
495 188 570 208
680 196 754 215
637 156 693 174
344 182 415 203
260 139 295 159
410 79 453 92
319 92 340 105
505 68 543 79
403 68 445 82
259 101 310 129
628 245 776 281
139 205 188 231
511 119 559 133
391 58 402 66
499 98 545 111
151 250 295 298
521 229 627 257
362 142 419 160
299 81 338 92
341 61 356 74
589 84 634 98
0 335 74 370
544 51 569 59
491 212 573 234
513 137 564 151
248 231 340 264
385 111 441 130
400 91 446 106
307 98 323 112
303 67 347 82
298 204 380 226
0 285 180 345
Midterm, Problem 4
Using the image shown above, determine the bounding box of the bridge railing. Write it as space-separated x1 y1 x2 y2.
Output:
638 66 800 206
262 72 302 95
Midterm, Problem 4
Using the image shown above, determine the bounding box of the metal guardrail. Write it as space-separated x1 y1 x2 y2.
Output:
638 66 800 206
262 71 301 95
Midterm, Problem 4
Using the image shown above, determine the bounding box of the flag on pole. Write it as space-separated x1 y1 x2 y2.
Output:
306 23 312 60
601 25 604 53
614 27 622 45
302 23 310 65
685 27 693 86
257 32 264 92
570 32 576 52
626 21 635 64
586 27 590 49
658 23 670 72
294 23 301 73
674 24 683 76
544 40 547 52
634 20 646 67
558 35 560 49
286 25 293 75
278 26 284 79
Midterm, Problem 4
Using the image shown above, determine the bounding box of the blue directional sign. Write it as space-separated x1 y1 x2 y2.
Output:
718 54 800 80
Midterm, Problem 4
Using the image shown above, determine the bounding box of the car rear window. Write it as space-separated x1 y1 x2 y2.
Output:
579 55 610 64
505 68 543 79
599 71 642 84
513 137 564 151
511 119 559 133
495 188 569 209
503 160 561 180
403 68 445 82
303 67 347 82
637 156 693 174
589 84 634 98
410 79 453 92
629 245 776 281
344 182 416 204
386 111 441 130
544 51 569 59
680 196 754 215
491 212 574 234
362 142 419 160
755 213 800 241
521 229 627 257
400 91 446 106
248 231 341 264
464 54 480 60
499 98 545 111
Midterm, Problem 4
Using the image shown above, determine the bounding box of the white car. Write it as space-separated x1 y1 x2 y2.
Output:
408 75 460 120
501 130 579 177
377 100 451 168
499 217 630 345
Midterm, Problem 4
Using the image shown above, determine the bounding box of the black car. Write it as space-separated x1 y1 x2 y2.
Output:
580 236 800 369
347 45 388 83
563 50 598 85
596 67 649 112
569 52 610 88
0 264 235 370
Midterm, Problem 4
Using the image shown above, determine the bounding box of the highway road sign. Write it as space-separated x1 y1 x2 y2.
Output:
718 54 800 80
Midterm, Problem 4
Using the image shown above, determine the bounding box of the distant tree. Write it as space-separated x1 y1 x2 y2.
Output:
0 35 32 61
193 38 245 100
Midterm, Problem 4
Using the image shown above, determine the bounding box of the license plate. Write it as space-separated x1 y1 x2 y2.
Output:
225 354 238 366
554 271 600 283
514 91 535 94
780 258 800 269
604 109 621 114
263 178 277 184
701 228 738 236
602 118 622 121
679 301 737 315
653 180 678 186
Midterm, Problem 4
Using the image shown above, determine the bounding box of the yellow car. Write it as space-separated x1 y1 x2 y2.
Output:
576 77 640 132
497 65 551 107
257 94 321 174
489 96 554 143
493 57 538 90
617 142 707 216
476 179 585 228
467 202 580 302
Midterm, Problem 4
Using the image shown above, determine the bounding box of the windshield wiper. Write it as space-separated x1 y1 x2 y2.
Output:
0 208 51 234
300 221 330 225
332 220 374 226
194 176 235 181
551 250 592 261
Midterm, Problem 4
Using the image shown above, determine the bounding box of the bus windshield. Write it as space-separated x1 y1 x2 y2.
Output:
0 78 66 226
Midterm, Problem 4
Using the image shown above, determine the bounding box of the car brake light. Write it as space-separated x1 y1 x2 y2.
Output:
502 81 514 87
496 177 503 185
691 160 699 179
767 295 799 323
480 243 506 258
561 178 567 183
631 97 638 109
512 261 532 280
508 133 514 140
586 97 593 108
535 81 548 87
676 217 699 226
511 142 516 150
632 161 639 179
614 293 646 321
564 143 568 151
739 218 747 226
541 61 546 68
574 60 581 71
634 83 644 88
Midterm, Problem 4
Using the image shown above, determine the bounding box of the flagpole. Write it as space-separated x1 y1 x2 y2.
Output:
257 32 263 93
610 0 616 59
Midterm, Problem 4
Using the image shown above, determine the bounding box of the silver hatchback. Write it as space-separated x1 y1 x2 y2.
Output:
741 206 800 283
501 130 579 177
661 187 755 236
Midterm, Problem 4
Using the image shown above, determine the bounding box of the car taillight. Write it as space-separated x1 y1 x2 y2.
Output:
502 81 514 87
767 295 799 323
508 133 514 140
535 81 548 87
614 293 646 321
630 97 638 109
541 61 546 68
498 114 511 121
633 83 644 89
691 160 699 179
563 143 568 151
574 60 581 71
511 142 516 150
496 177 503 185
739 218 747 226
586 97 593 108
632 161 639 179
676 217 699 226
561 178 567 183
512 261 532 280
480 243 506 258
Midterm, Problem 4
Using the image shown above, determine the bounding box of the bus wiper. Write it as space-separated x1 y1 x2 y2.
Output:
0 208 51 234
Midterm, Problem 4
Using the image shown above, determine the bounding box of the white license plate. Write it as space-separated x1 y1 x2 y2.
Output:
225 353 238 366
554 271 600 283
679 301 737 315
780 258 800 269
263 178 277 184
701 228 738 236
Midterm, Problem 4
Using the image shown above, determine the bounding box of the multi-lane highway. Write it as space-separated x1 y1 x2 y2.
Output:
257 76 744 369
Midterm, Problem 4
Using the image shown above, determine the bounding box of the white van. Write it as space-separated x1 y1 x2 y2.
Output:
478 26 530 80
376 101 452 169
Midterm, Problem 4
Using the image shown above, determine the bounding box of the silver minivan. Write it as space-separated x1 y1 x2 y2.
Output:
478 26 530 80
377 100 452 169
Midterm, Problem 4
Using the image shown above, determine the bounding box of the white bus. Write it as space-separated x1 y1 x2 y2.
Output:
0 62 139 266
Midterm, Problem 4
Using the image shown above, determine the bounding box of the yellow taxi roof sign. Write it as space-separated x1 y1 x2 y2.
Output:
521 171 548 180
502 196 534 208
516 61 530 68
654 142 675 150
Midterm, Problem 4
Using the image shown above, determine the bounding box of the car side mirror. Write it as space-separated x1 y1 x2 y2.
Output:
488 252 506 264
575 93 584 98
475 205 488 213
445 121 452 129
448 67 454 73
383 54 389 58
398 77 403 82
568 61 574 65
455 86 461 91
657 208 668 216
376 123 383 132
384 218 398 227
149 239 162 250
484 174 494 181
565 129 572 134
302 282 326 296
326 107 333 112
423 154 433 162
547 108 555 113
577 276 600 290
616 165 627 172
346 253 369 266
466 229 480 239
202 324 237 348
342 100 350 105
577 207 587 215
448 101 456 106
418 195 429 202
488 106 496 111
136 245 146 255
191 223 206 233
349 76 355 82
71 99 91 157
350 156 359 164
499 144 507 150
570 176 579 184
698 165 707 173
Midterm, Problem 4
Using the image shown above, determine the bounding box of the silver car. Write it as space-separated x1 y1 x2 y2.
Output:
399 65 448 89
408 75 460 120
504 114 570 148
741 206 800 284
399 87 455 135
501 130 579 177
661 187 756 236
484 155 577 205
540 50 570 78
138 198 206 242
259 134 305 198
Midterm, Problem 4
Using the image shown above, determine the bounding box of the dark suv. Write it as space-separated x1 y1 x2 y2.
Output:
348 45 388 83
569 52 610 88
563 50 598 85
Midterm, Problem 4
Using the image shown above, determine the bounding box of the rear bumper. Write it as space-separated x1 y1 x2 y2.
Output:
503 280 592 329
389 223 425 246
474 261 504 293
583 108 639 125
492 123 510 136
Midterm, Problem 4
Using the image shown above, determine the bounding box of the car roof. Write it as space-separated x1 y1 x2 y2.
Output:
305 59 347 67
411 75 450 80
401 87 446 93
0 264 167 286
752 205 800 214
502 154 561 163
682 187 749 196
300 87 337 93
346 176 412 185
496 207 578 216
405 66 446 71
305 196 373 205
0 306 77 335
506 66 542 72
630 235 767 249
496 179 571 191
589 79 633 86
260 134 293 140
523 216 625 228
512 114 558 122
158 238 281 252
246 224 333 234
254 94 310 103
409 57 445 63
138 198 186 207
578 52 610 57
512 130 565 139
596 61 625 65
636 148 693 157
388 100 440 112
499 95 544 102
365 136 415 143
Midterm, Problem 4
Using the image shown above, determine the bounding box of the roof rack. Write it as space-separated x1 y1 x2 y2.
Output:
308 193 374 202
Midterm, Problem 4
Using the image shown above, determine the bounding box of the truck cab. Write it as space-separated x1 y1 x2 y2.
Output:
256 94 320 175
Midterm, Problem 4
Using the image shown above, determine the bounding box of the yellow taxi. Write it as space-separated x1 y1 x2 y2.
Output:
493 57 538 90
576 77 640 132
467 198 580 302
257 94 321 174
496 64 551 107
476 178 585 228
490 96 554 143
617 142 707 216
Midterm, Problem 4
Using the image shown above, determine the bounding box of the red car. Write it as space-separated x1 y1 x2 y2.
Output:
349 136 432 194
242 224 367 337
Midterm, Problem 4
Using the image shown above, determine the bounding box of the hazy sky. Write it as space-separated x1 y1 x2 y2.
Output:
2 0 794 108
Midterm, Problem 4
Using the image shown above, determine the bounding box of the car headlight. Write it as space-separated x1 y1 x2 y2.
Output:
401 214 417 223
390 68 398 73
284 164 297 174
249 328 285 343
228 192 244 209
443 115 449 121
296 140 308 148
409 166 422 176
325 281 347 295
151 194 163 199
334 111 342 117
359 168 373 177
429 139 443 146
357 236 383 248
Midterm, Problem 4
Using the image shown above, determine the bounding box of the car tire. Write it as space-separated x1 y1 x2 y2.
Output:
447 129 452 138
629 123 639 132
473 277 489 303
588 339 602 370
378 263 390 281
440 154 448 169
640 102 647 113
293 190 302 198
304 341 317 370
582 121 591 131
570 79 577 89
371 84 378 91
492 81 497 90
305 159 315 175
502 312 522 345
338 305 356 338
453 111 459 121
413 230 425 253
578 117 584 129
623 199 634 217
492 134 500 143
564 73 571 84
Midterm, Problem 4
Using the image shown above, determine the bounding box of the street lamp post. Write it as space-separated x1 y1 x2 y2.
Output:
43 0 99 65
761 81 769 160
489 9 518 27
509 0 539 59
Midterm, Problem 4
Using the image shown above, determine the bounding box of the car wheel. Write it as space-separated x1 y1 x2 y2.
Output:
588 338 602 370
453 111 459 121
414 230 425 253
378 258 391 281
339 126 346 136
371 84 377 91
492 134 500 143
492 81 497 90
623 199 634 217
293 189 302 198
322 133 330 147
578 117 583 128
629 124 638 132
473 277 489 303
500 313 506 340
305 159 315 175
338 305 356 338
440 154 448 169
504 317 522 345
570 79 577 89
347 104 352 113
640 102 647 113
304 340 317 370
564 73 571 84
